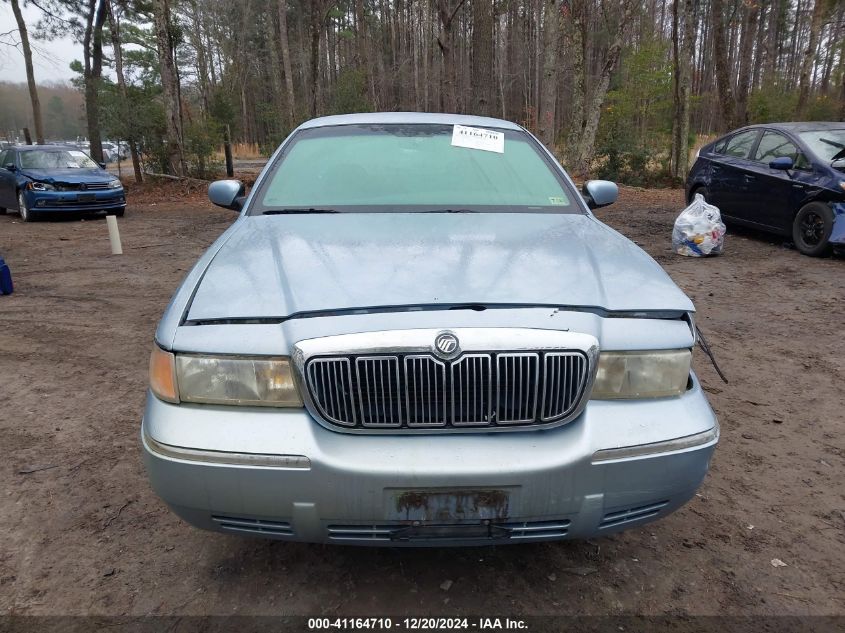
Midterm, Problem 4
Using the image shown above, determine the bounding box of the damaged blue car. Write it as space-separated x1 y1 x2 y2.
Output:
0 145 125 222
686 122 845 256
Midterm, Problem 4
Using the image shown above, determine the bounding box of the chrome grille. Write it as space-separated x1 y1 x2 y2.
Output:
356 356 401 427
306 357 356 426
304 350 589 432
404 356 447 427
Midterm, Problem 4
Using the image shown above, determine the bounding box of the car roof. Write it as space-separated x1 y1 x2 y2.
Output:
736 122 845 134
13 145 82 152
298 112 524 131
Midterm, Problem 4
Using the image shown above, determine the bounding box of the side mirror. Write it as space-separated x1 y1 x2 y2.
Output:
769 156 794 171
582 180 618 209
4 163 16 172
208 179 246 212
98 162 107 169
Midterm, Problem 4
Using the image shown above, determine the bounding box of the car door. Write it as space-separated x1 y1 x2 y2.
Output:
745 130 809 233
0 150 15 208
706 129 760 220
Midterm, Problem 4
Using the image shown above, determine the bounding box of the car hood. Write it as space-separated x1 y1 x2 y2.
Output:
21 168 111 183
186 213 694 321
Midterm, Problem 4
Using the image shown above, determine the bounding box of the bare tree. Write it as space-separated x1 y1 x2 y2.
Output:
437 0 468 112
278 0 296 125
538 0 563 146
796 0 827 116
671 0 696 180
572 0 636 176
711 0 735 129
9 0 44 144
82 0 108 162
470 0 493 116
106 1 142 183
735 0 761 125
152 0 186 175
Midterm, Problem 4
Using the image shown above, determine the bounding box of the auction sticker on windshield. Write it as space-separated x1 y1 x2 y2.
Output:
451 124 505 153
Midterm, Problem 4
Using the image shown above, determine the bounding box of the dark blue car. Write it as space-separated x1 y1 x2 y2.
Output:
686 122 845 256
0 145 126 222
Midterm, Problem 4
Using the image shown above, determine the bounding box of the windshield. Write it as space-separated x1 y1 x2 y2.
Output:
19 149 99 170
798 129 845 162
251 124 579 214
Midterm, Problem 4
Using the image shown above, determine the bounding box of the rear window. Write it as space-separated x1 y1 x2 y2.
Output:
251 124 579 214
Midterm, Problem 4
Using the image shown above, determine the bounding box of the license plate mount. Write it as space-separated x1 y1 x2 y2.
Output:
78 193 96 203
386 488 512 523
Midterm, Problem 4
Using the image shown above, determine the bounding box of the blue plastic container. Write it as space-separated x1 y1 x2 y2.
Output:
0 255 13 295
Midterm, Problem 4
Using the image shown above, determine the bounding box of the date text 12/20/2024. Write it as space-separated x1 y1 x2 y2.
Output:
308 618 528 630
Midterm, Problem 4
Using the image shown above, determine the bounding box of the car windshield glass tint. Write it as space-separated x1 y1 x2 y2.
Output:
798 130 845 162
19 150 99 170
253 124 579 214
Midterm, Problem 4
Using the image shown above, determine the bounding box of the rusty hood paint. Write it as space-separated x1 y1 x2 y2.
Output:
185 212 694 321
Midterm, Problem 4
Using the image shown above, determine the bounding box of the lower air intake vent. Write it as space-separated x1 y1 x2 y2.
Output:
501 519 570 540
211 515 293 536
327 524 394 541
599 500 669 529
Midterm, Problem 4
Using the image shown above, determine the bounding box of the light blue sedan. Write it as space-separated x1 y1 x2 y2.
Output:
143 113 719 546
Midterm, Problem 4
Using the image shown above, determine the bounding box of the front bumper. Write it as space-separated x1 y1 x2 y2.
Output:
25 189 125 213
142 373 718 546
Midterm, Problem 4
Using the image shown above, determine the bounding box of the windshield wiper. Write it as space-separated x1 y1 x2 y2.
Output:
263 208 340 215
421 208 479 213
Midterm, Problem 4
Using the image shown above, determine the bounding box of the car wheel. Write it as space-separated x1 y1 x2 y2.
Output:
792 201 833 257
689 185 709 204
0 206 6 215
113 207 125 218
18 191 38 222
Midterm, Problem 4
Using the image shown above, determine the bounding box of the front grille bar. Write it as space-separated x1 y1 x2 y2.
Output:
304 350 589 432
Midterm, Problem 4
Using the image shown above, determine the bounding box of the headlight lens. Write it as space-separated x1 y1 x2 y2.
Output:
149 347 302 407
839 181 845 192
109 179 122 189
591 349 691 399
28 181 55 191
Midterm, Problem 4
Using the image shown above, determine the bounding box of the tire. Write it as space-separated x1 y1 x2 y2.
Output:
113 207 125 218
18 191 38 223
0 207 6 215
792 201 833 257
689 185 709 204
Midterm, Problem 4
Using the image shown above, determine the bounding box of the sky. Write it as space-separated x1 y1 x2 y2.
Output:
0 1 83 84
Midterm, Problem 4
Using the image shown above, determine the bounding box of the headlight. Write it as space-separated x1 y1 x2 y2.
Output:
839 181 845 192
108 179 122 189
28 181 55 191
149 347 302 407
591 349 691 399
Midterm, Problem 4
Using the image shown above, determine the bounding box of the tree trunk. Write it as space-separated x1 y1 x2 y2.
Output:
735 0 761 125
672 0 697 180
153 0 186 175
437 0 467 113
470 0 493 116
10 0 44 145
563 0 585 168
106 2 143 184
572 0 635 177
796 0 827 116
537 0 562 146
309 1 324 117
711 0 734 130
277 0 297 126
82 0 108 163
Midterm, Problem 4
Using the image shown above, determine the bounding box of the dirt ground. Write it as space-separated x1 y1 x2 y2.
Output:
0 182 843 619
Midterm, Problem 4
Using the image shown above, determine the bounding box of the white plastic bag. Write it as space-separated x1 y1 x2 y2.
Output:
672 193 726 257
